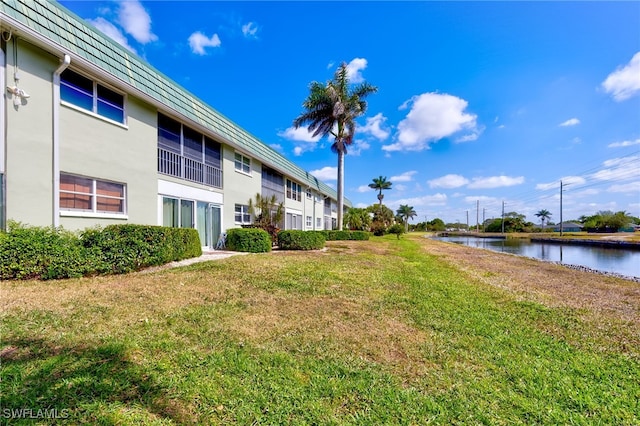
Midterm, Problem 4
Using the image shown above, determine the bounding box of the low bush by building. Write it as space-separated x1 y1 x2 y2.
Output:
0 222 202 280
226 228 272 253
278 230 326 250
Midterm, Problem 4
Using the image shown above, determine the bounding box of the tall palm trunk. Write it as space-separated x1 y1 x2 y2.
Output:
337 150 344 230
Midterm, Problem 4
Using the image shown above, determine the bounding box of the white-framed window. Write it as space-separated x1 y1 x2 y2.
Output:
286 179 302 202
61 69 125 124
235 204 251 224
306 216 312 228
60 173 126 215
162 197 194 228
306 188 312 199
316 217 322 228
286 212 302 230
234 153 251 174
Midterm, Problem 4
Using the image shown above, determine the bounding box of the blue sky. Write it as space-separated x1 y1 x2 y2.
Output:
60 0 640 226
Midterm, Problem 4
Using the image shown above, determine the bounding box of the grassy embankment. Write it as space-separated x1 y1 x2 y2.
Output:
441 231 640 243
1 234 638 424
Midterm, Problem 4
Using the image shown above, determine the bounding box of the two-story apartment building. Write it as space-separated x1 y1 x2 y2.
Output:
1 0 347 249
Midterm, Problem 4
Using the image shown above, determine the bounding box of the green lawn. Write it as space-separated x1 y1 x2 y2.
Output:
1 235 638 424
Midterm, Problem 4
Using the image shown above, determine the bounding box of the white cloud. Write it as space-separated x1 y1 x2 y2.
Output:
456 127 484 143
269 144 282 152
559 118 580 127
394 184 407 191
390 193 448 208
357 185 373 193
278 126 322 143
358 113 390 140
536 176 586 190
188 32 221 55
346 58 367 83
608 138 640 148
117 0 157 44
467 175 524 189
355 202 368 208
428 174 469 189
293 146 304 156
390 171 417 182
348 139 370 156
463 195 498 204
87 17 136 53
571 188 599 198
242 22 258 38
310 166 337 181
383 93 479 152
602 51 640 101
590 155 640 181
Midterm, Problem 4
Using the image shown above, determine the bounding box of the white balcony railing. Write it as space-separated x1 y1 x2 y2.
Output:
158 148 222 189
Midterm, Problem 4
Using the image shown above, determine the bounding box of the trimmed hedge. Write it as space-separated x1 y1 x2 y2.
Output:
278 230 325 250
226 228 271 253
0 223 98 280
82 224 202 274
0 222 202 280
321 230 371 241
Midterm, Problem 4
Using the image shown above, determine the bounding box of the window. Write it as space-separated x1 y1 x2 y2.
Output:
306 216 312 228
158 114 181 153
306 188 312 199
163 197 179 227
157 114 222 188
235 204 251 224
286 212 301 230
61 69 125 123
316 217 322 228
162 197 194 228
204 137 221 168
286 179 302 202
60 173 125 214
183 127 203 161
234 153 251 174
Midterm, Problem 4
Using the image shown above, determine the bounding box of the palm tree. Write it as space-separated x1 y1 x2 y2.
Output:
368 176 392 213
293 63 377 230
535 209 552 230
396 204 417 232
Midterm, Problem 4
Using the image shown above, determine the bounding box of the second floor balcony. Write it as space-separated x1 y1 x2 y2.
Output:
158 147 222 189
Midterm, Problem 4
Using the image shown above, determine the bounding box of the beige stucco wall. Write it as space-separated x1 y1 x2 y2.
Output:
4 40 57 227
59 83 158 230
221 147 261 231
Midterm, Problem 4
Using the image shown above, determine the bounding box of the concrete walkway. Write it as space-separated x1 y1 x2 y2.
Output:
141 250 248 273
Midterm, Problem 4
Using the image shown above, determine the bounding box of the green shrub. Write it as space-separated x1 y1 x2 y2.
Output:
387 224 405 239
321 230 371 241
0 221 95 280
371 222 387 236
83 224 202 274
278 230 325 250
0 222 202 280
226 228 271 253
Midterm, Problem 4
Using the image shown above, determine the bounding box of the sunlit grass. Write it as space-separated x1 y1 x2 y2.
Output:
1 235 638 424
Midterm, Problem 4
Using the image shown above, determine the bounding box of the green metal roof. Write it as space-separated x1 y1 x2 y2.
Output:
1 0 348 204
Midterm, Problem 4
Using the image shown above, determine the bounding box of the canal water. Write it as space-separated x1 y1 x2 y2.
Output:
433 236 640 279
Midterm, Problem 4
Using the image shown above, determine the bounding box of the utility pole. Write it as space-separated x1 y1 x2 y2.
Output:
476 200 480 232
482 208 486 232
559 180 569 236
466 210 469 231
501 201 505 234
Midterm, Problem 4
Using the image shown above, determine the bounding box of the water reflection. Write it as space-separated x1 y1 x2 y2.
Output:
436 237 640 278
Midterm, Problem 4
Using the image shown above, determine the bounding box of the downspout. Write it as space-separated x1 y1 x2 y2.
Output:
52 54 70 227
0 46 5 230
